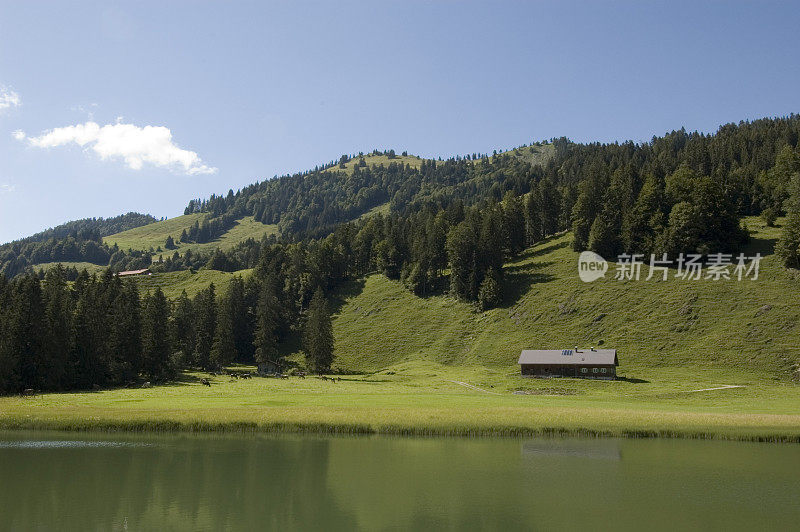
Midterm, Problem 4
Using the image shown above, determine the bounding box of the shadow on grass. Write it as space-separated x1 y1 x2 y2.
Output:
169 373 208 386
616 376 650 384
328 278 367 314
500 267 556 309
743 235 777 256
522 238 570 259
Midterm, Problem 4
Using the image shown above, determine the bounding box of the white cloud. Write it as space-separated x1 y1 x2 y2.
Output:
0 87 21 112
18 121 217 175
0 184 16 194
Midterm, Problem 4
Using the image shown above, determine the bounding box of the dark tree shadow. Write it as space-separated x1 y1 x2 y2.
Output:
517 239 570 260
743 236 777 256
500 267 556 309
328 278 367 314
615 376 650 384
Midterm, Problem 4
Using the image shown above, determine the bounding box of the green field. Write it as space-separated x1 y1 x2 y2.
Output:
8 217 800 441
32 262 108 275
331 218 800 379
1 362 798 441
102 213 206 251
133 268 253 299
103 214 278 258
324 153 426 175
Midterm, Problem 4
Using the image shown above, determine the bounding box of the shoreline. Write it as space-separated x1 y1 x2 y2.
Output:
1 416 799 444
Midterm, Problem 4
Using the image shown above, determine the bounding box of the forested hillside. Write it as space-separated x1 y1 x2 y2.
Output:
0 213 157 278
2 115 800 394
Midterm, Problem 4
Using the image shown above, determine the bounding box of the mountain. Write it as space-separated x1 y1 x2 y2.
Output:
2 115 800 392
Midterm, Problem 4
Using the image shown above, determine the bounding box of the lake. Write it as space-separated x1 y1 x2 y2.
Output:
0 431 798 530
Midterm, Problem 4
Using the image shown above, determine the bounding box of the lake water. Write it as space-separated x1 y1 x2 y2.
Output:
0 431 798 531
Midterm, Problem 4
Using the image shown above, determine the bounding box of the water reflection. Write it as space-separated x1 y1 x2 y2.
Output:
521 439 622 460
0 432 798 531
0 439 152 449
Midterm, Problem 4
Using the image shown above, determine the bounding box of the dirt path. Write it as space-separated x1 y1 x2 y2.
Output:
686 385 745 393
447 380 502 395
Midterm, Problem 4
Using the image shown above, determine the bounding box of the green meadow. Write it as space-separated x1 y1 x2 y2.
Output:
132 268 254 299
103 215 278 258
5 217 799 441
1 363 798 441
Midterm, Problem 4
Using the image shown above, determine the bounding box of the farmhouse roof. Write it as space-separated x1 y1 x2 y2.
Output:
518 349 617 366
116 268 151 277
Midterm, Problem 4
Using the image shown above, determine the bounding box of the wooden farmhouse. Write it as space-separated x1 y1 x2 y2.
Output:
518 348 618 379
116 268 152 277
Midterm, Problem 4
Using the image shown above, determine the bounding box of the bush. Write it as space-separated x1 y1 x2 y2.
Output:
761 207 778 227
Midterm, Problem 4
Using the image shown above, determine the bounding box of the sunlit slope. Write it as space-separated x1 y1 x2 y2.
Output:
324 153 426 175
32 262 108 275
132 268 254 299
332 219 800 376
327 144 555 175
103 215 277 257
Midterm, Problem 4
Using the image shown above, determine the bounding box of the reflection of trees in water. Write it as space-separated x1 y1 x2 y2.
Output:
0 435 357 530
4 434 800 530
521 439 622 460
324 437 535 529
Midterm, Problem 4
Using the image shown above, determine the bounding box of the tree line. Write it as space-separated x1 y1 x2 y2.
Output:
0 262 335 395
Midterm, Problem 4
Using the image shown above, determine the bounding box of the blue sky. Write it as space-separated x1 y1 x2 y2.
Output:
1 0 799 243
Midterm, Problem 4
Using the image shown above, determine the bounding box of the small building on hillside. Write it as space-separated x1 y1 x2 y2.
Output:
257 359 281 375
117 268 152 277
518 348 618 379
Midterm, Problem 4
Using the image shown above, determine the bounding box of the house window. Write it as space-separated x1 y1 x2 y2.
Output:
601 368 607 373
581 368 588 373
592 368 598 373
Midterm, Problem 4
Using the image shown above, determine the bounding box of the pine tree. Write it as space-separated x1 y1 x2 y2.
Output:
71 277 105 389
141 288 172 381
446 221 477 300
211 291 237 369
42 265 72 390
477 268 502 310
776 174 800 268
0 275 46 392
254 276 280 368
539 177 561 236
227 276 253 363
524 184 544 246
108 280 142 384
193 284 217 369
171 290 196 367
776 212 800 268
571 163 609 251
302 288 334 373
622 174 667 255
502 192 526 255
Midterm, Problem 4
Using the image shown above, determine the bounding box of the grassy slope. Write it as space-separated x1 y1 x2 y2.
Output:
324 153 425 175
332 218 800 378
7 217 800 440
102 213 206 251
132 269 254 299
103 214 278 258
32 262 108 275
